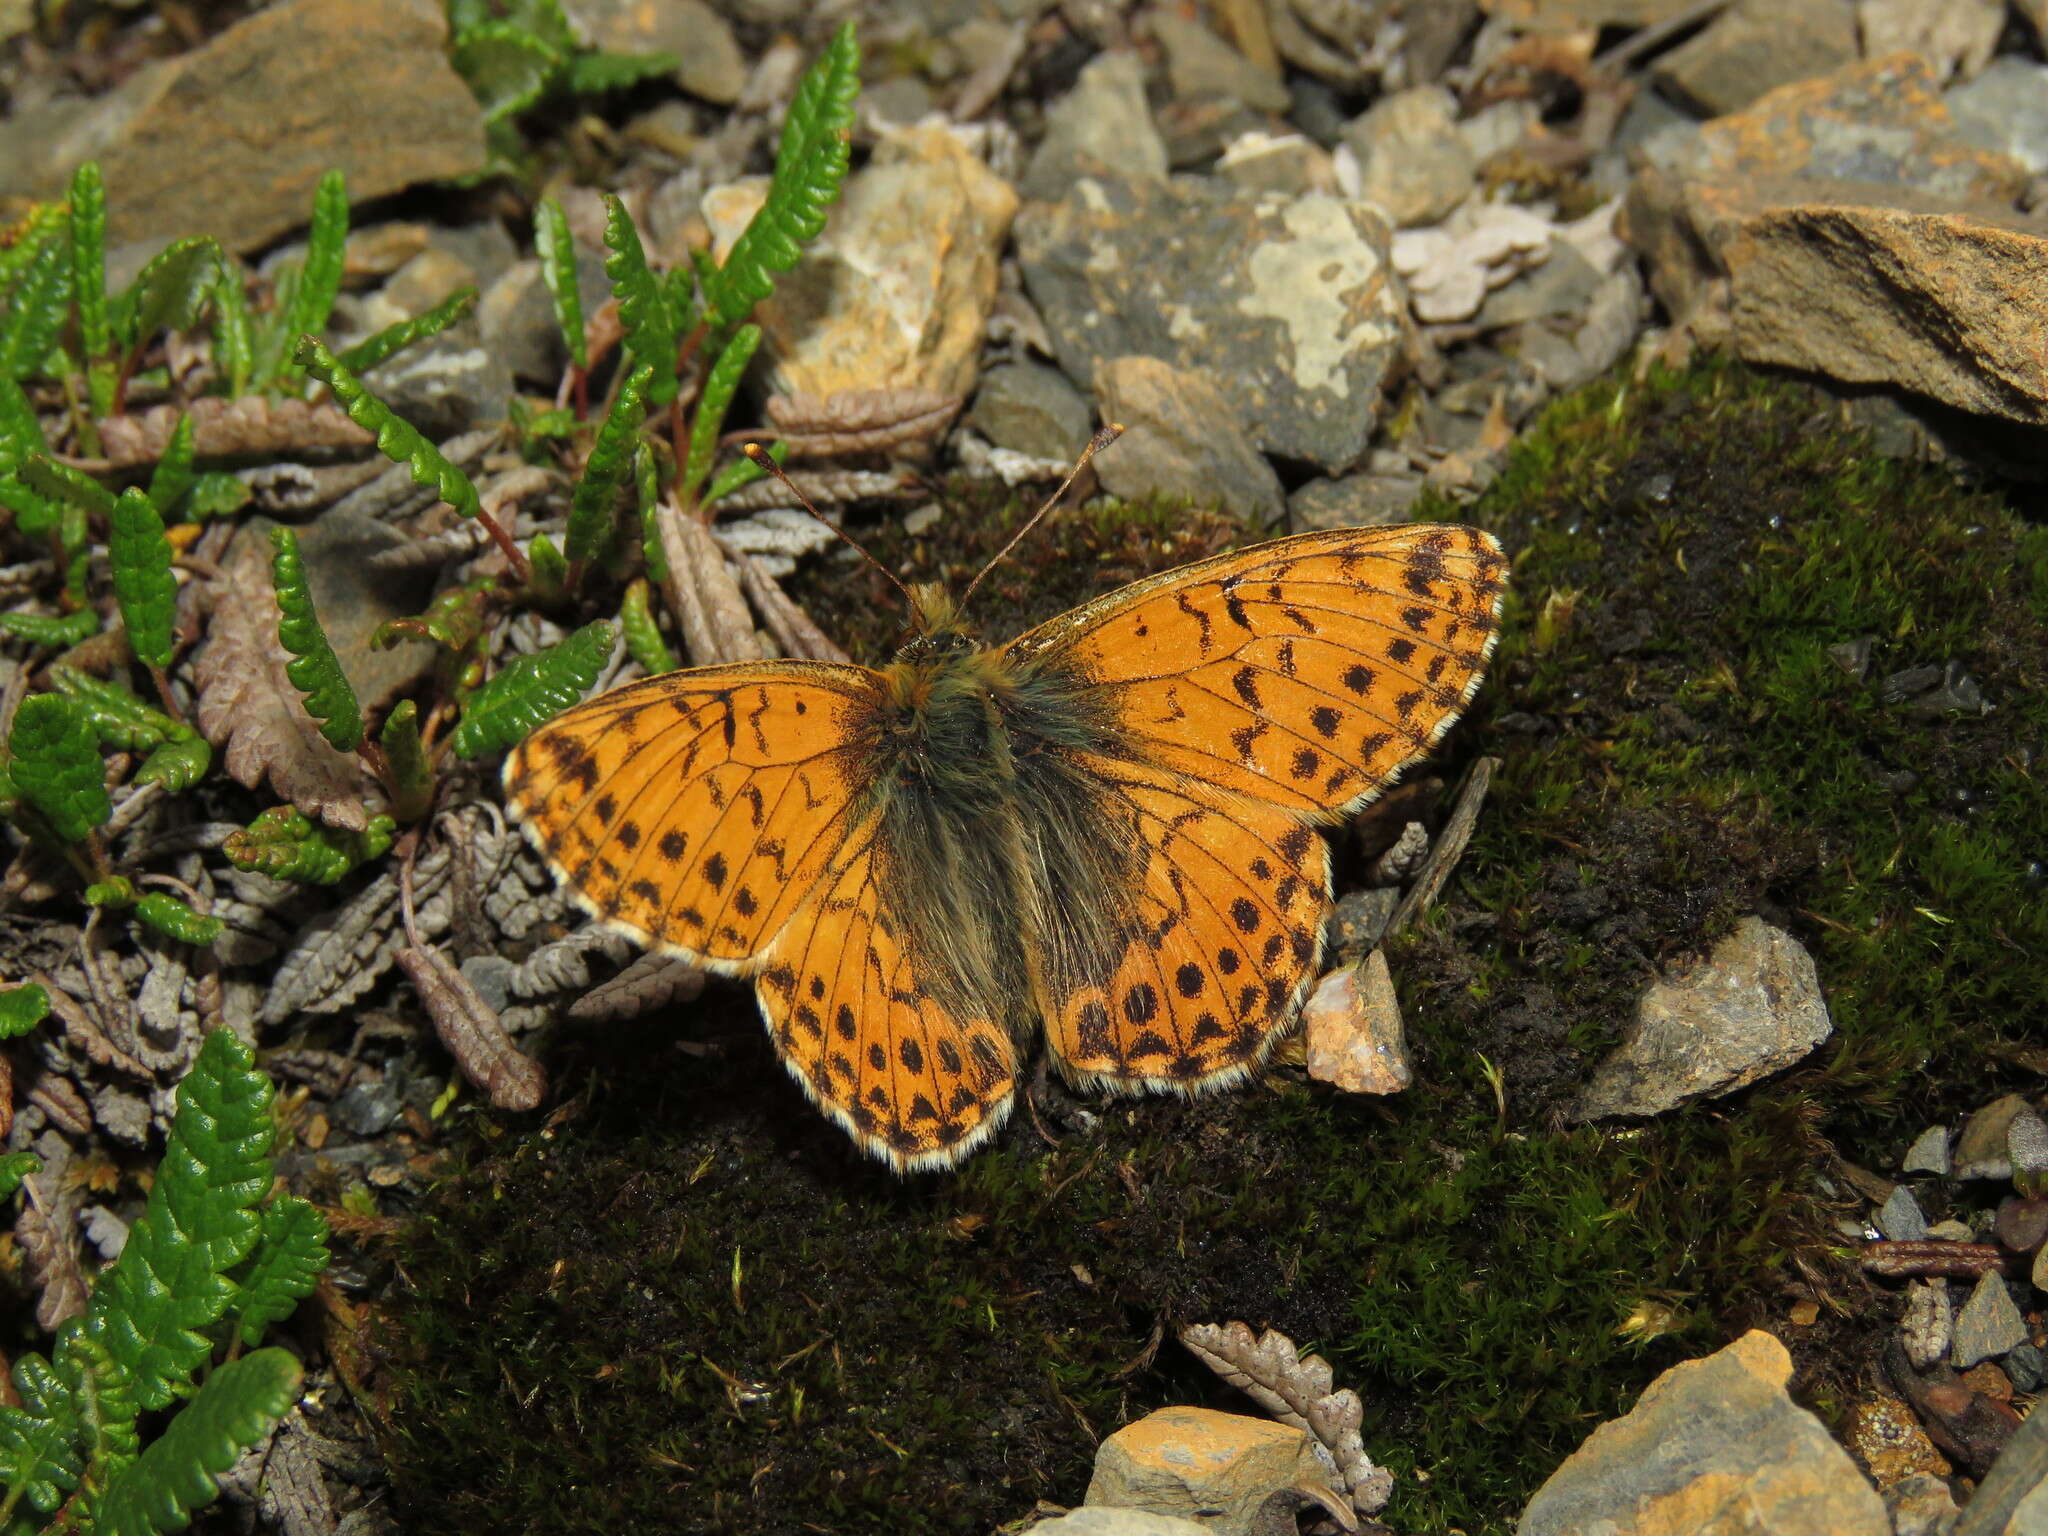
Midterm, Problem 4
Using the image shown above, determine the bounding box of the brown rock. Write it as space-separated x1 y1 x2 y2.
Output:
1480 0 1699 26
1843 1390 1951 1488
0 0 486 254
1303 949 1412 1096
1653 0 1859 118
1092 357 1285 523
1518 1331 1892 1536
1086 1406 1346 1536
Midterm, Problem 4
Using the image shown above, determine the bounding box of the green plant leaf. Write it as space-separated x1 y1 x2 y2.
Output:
334 285 479 374
210 263 255 398
566 362 651 566
68 162 116 419
452 619 615 759
559 48 679 95
93 1348 303 1536
288 169 349 347
250 259 300 395
638 444 668 582
113 236 221 351
527 530 567 599
619 578 674 674
451 19 562 123
0 983 48 1040
0 374 46 476
86 874 137 908
0 1350 81 1517
109 488 177 670
702 21 859 329
86 1031 277 1410
0 201 67 294
50 666 174 749
603 194 678 407
379 699 435 822
133 893 224 946
185 472 251 520
269 524 363 753
703 435 786 507
0 607 98 647
228 1197 330 1347
56 1324 139 1500
145 412 197 519
534 197 586 371
681 323 758 505
0 1150 38 1200
0 215 72 381
223 806 394 884
22 453 116 520
134 731 211 792
8 693 109 843
294 336 481 519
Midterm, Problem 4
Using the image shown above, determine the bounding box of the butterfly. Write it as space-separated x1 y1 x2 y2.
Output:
503 484 1505 1173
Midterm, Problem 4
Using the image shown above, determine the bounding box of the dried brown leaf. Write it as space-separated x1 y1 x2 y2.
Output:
396 942 545 1111
264 1047 377 1099
1386 756 1494 938
93 397 374 468
569 949 707 1021
657 501 764 666
1180 1320 1392 1515
761 389 963 458
26 1070 93 1137
16 1164 88 1330
32 968 152 1081
728 550 849 663
191 533 370 832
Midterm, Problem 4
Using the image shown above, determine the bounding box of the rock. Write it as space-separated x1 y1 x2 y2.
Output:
1845 1390 1953 1486
2037 1241 2048 1295
1902 1279 1953 1370
272 508 441 709
1480 0 1701 25
1878 1186 1930 1241
1341 86 1477 228
1517 1331 1892 1536
331 1076 403 1137
1856 0 2001 85
1217 132 1338 196
1475 240 1604 329
1289 471 1421 530
1021 52 1168 201
1322 886 1399 960
1148 10 1290 113
715 124 1016 402
1085 1407 1345 1536
1882 1473 1960 1536
1950 1273 2028 1368
1946 1395 2048 1535
1903 1123 1952 1175
1946 58 2048 176
1653 0 1860 118
1953 1095 2032 1181
1392 199 1555 323
0 0 486 254
362 322 512 438
2005 1342 2047 1393
1018 180 1404 472
560 0 746 105
1026 1509 1212 1536
1573 917 1831 1121
2009 1107 2048 1195
1303 949 1412 1096
1092 357 1285 523
967 361 1093 462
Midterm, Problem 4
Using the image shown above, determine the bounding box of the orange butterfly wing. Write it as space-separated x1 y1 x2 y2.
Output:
1005 523 1506 1089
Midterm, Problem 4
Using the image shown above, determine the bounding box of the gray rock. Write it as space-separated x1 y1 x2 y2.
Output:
1093 356 1284 523
1148 10 1290 112
1216 132 1337 196
863 76 936 130
1323 886 1399 961
277 508 441 710
1021 52 1168 201
1518 1330 1891 1536
2008 1106 2048 1195
1882 1473 1960 1536
460 954 518 1014
1861 0 2002 85
2004 1342 2047 1393
332 1078 403 1137
363 322 512 439
1027 1510 1211 1536
1475 240 1604 329
1953 1094 2032 1181
1573 917 1832 1121
968 361 1093 461
1652 0 1859 118
1878 1185 1930 1241
1289 471 1420 530
1903 1123 1952 1175
1947 58 2048 176
1950 1272 2028 1368
560 0 746 105
0 0 486 254
1018 179 1404 472
1949 1394 2048 1536
1341 86 1477 228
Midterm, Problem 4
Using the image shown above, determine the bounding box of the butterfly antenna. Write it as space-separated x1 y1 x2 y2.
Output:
957 423 1123 617
741 443 912 606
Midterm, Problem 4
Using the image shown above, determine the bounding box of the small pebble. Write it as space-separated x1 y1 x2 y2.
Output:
1993 1194 2048 1255
1926 1219 1975 1243
1877 1186 1929 1241
2004 1342 2046 1393
1901 1123 1950 1176
1950 1272 2028 1368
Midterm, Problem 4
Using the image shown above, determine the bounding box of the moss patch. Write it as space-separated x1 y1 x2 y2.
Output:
381 361 2047 1535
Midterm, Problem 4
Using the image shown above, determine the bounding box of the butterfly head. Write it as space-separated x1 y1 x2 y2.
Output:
897 581 979 662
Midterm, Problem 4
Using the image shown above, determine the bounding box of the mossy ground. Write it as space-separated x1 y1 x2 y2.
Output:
379 361 2047 1535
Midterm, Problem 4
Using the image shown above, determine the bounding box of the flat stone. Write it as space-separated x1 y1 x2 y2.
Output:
1217 132 1337 197
1303 949 1412 1096
275 508 441 710
967 361 1093 461
1947 58 2048 176
1882 1474 1960 1536
1321 886 1399 961
1993 1196 2048 1257
560 0 746 104
1148 9 1290 113
361 321 511 438
1654 0 1859 118
1019 179 1404 472
1342 86 1477 228
1289 472 1420 530
1086 1406 1343 1536
1902 1123 1951 1175
1479 0 1702 25
1878 1186 1929 1242
1028 1510 1212 1536
1950 1273 2028 1369
1092 356 1285 523
1475 239 1603 328
1573 917 1832 1121
1392 199 1555 323
2008 1107 2048 1193
1857 0 2001 85
1021 51 1167 201
1517 1331 1892 1536
0 0 486 253
713 123 1017 401
1953 1094 2032 1181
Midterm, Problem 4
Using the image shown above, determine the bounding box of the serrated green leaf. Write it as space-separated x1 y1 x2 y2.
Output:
0 216 72 381
639 447 668 582
0 202 67 294
510 401 579 443
619 578 675 674
146 411 196 519
56 1324 138 1493
704 435 786 507
134 732 210 792
22 454 116 518
681 323 758 505
0 1350 81 1516
269 524 363 753
94 1348 303 1536
210 264 255 398
452 19 562 123
86 875 137 908
527 531 567 598
0 375 45 477
133 893 224 947
86 1032 278 1412
372 580 490 654
223 805 394 884
50 666 174 750
288 169 349 347
603 195 678 407
567 362 651 566
379 699 435 822
334 285 478 374
109 488 177 669
250 259 300 394
452 619 615 759
113 236 221 351
0 607 98 647
534 198 586 371
704 22 858 329
0 476 64 539
229 1197 329 1347
294 336 481 519
0 984 48 1040
70 163 114 419
8 693 108 843
559 48 679 95
185 472 251 520
0 1150 38 1200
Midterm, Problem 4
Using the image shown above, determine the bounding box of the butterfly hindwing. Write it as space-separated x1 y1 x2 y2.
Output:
503 662 883 967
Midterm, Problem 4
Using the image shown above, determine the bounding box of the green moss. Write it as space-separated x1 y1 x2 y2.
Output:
382 361 2047 1535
